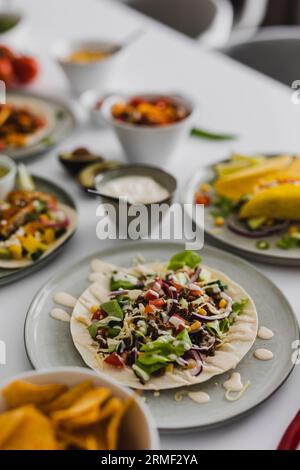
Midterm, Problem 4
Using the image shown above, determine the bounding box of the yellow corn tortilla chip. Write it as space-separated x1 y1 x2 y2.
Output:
62 396 123 430
106 397 133 450
51 388 111 426
214 155 292 200
240 183 300 220
1 405 58 450
3 380 67 408
57 425 107 450
42 380 92 413
0 407 26 447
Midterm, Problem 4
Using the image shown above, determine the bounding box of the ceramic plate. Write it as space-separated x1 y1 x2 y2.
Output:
4 92 75 160
182 166 300 266
24 242 299 432
0 175 77 286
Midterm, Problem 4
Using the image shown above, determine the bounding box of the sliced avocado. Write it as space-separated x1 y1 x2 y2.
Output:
246 216 267 231
59 147 104 175
0 248 11 259
78 161 123 190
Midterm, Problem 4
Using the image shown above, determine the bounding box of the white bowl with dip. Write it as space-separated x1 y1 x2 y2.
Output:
0 155 17 200
0 367 159 450
53 40 123 96
93 164 177 237
101 93 196 165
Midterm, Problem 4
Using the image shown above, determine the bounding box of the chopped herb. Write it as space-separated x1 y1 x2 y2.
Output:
56 109 66 120
210 196 234 218
190 127 238 141
256 240 270 250
277 234 300 250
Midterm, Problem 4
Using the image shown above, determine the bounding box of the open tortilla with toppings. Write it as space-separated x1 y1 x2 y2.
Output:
71 251 258 390
0 95 56 149
0 182 77 270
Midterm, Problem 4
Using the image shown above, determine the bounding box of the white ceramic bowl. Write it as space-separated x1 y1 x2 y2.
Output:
0 154 16 199
0 367 159 450
53 40 123 96
101 93 196 165
0 11 28 47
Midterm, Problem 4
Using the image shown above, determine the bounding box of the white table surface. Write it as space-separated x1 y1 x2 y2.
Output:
1 0 299 450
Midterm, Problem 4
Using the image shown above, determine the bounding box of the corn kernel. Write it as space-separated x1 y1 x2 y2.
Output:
9 244 22 260
289 225 299 235
166 364 174 374
189 321 201 332
90 306 99 314
200 183 211 193
215 216 225 227
219 298 227 309
198 308 207 316
43 228 55 245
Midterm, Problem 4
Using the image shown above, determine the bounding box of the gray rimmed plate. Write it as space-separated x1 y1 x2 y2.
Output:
182 166 300 266
24 242 299 432
0 175 77 286
4 92 76 160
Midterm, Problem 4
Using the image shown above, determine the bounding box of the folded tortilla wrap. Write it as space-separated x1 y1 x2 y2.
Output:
70 261 258 390
239 183 300 220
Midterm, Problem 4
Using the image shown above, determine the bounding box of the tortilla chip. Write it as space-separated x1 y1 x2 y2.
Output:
42 380 92 413
3 380 67 408
57 425 107 450
51 388 111 426
62 396 123 430
1 405 58 450
0 407 26 447
106 397 132 450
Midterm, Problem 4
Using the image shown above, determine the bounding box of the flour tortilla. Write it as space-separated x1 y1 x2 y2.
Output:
0 204 77 269
71 260 258 390
5 95 56 147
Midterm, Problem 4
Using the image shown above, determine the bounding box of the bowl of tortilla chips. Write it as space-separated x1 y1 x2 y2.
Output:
0 367 159 450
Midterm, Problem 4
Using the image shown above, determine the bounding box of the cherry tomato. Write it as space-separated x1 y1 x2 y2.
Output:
13 56 39 84
144 289 159 301
195 192 211 206
0 57 14 86
149 298 166 308
0 45 14 59
104 352 124 368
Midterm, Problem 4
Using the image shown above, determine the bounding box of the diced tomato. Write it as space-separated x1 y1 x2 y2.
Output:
190 290 204 297
170 282 183 292
92 308 106 320
195 192 211 206
149 298 166 308
144 289 159 301
104 352 124 368
145 304 155 314
176 323 186 334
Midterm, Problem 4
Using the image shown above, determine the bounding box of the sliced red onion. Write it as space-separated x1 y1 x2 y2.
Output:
227 216 289 239
188 283 202 292
45 216 69 229
187 350 203 376
190 266 202 283
176 357 189 367
109 290 129 296
192 311 231 322
192 337 216 353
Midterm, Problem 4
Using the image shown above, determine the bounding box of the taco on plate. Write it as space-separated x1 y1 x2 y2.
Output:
71 251 258 390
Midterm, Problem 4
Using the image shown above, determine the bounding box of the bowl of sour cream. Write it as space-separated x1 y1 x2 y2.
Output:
92 165 177 237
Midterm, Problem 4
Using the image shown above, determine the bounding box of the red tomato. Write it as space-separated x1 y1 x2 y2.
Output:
13 56 39 84
91 308 106 320
144 289 159 301
0 57 14 86
0 45 14 59
144 304 155 314
104 352 124 368
149 298 166 308
195 193 211 206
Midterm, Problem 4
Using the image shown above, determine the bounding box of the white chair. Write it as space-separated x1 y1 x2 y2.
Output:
223 26 300 87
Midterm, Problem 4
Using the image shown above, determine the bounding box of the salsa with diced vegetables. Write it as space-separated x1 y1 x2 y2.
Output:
111 96 190 127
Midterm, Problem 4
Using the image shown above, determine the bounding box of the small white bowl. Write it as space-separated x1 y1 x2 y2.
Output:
0 154 16 200
101 93 196 165
53 40 123 96
0 11 28 47
0 367 159 450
